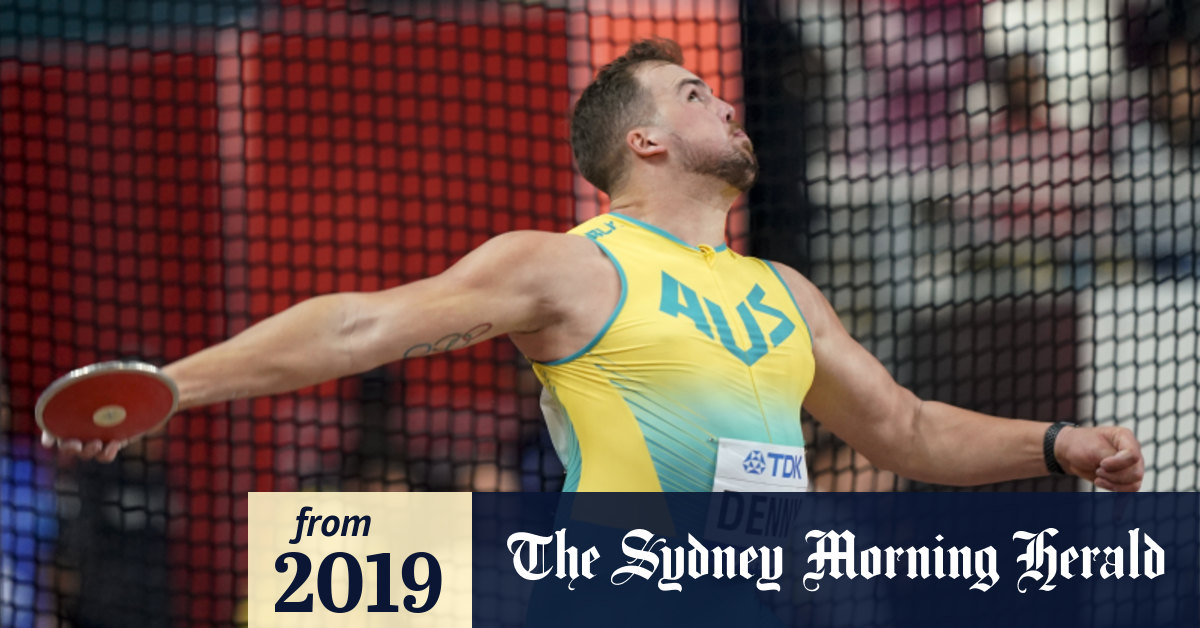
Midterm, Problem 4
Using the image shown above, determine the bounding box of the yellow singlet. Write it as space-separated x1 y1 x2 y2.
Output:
530 212 816 491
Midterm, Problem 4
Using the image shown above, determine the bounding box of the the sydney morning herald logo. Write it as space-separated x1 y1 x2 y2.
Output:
505 497 1165 594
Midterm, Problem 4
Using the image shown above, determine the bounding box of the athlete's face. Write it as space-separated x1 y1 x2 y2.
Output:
637 63 758 191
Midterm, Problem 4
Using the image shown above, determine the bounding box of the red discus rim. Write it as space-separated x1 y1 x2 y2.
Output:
34 361 179 441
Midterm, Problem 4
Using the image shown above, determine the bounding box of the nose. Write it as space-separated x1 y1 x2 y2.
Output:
718 98 734 122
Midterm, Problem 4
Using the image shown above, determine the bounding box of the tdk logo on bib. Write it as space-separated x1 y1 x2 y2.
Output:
765 452 805 479
742 451 767 474
744 449 804 479
714 438 809 492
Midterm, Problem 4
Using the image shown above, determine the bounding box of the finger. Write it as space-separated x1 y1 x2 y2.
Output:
1094 477 1115 492
80 440 104 459
1099 449 1137 472
1110 427 1142 452
98 441 125 463
41 432 56 448
61 440 83 455
1106 429 1143 461
1097 465 1143 486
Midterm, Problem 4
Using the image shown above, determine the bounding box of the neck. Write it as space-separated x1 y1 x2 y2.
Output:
608 175 738 247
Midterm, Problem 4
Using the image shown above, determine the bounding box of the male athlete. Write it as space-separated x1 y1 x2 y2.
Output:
45 39 1144 492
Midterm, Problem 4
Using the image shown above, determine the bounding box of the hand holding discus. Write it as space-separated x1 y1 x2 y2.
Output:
36 361 179 462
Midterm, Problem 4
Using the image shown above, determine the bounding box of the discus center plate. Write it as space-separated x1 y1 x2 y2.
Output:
92 404 128 427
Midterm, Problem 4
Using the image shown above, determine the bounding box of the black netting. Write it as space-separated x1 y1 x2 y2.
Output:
2 0 1198 625
746 0 1197 493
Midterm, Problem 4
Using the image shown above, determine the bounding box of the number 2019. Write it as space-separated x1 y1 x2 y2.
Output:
275 552 441 613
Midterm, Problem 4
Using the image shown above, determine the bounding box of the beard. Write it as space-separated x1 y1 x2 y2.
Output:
674 133 759 192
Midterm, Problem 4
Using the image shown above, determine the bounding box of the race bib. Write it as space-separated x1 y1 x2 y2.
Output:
712 438 809 492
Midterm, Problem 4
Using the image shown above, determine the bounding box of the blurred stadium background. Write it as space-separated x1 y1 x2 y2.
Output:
2 0 1197 624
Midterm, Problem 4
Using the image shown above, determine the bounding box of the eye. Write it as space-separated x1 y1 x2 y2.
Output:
688 89 701 102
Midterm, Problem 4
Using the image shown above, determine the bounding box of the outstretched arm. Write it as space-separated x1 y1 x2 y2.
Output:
165 230 564 410
48 230 579 461
775 263 1144 492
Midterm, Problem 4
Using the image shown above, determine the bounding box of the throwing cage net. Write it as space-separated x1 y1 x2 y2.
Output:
1 0 1196 625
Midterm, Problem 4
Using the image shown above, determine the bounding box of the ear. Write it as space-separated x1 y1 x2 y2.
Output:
626 126 668 158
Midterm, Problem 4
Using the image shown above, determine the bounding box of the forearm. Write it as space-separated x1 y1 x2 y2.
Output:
895 401 1051 486
163 294 361 410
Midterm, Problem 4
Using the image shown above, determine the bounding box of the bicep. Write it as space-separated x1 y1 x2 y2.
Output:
781 266 920 469
344 231 564 370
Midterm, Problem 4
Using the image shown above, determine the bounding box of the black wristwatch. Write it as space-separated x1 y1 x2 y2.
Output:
1043 421 1073 475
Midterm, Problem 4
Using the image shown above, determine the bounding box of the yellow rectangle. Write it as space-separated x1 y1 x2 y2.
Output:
248 492 471 627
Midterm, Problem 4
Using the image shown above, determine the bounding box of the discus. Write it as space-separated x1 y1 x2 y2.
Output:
35 361 178 443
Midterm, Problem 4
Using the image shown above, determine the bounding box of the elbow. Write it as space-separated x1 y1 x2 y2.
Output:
332 294 377 374
881 396 985 487
871 393 927 479
868 449 910 479
290 293 372 376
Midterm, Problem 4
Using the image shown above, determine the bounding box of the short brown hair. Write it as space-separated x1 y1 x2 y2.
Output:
569 38 684 195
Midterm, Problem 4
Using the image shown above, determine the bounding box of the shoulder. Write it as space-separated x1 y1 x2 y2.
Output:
764 261 837 341
478 230 622 353
447 230 604 282
471 230 605 263
453 230 615 308
761 260 809 299
481 230 606 260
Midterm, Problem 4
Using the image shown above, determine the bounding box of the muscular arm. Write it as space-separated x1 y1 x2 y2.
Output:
54 230 596 460
166 231 569 410
775 263 1144 491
